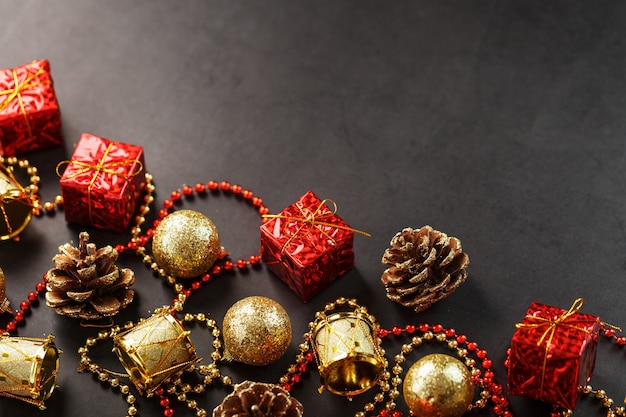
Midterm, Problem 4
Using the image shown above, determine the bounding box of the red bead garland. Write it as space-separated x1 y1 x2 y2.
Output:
120 180 267 309
0 273 47 335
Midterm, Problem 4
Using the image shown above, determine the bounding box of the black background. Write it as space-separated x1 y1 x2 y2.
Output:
2 1 626 417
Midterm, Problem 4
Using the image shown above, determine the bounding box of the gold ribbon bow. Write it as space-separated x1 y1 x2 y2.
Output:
262 198 370 254
0 64 50 139
515 298 592 400
56 142 143 224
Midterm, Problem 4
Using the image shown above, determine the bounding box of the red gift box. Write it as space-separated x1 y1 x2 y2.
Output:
59 133 146 233
0 60 62 156
260 191 364 302
507 298 600 409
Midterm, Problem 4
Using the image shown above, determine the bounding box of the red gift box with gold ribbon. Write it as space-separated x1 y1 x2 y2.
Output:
0 60 62 156
507 299 600 410
260 191 366 302
59 133 146 233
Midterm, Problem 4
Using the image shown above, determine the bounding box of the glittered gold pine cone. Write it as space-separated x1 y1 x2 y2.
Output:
381 226 469 313
213 381 304 417
45 231 135 320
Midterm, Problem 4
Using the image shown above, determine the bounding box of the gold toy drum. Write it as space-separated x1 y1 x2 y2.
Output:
0 163 34 241
312 311 385 397
0 335 59 409
113 309 198 395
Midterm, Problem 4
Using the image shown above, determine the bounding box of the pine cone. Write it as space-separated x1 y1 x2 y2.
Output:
213 381 304 417
45 231 135 320
381 226 469 313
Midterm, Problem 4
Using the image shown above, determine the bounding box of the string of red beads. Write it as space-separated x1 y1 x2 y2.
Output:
0 273 47 335
117 179 266 308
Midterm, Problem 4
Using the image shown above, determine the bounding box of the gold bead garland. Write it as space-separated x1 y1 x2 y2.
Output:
0 155 61 217
77 307 233 417
555 385 626 417
77 321 140 417
381 331 489 417
122 180 266 312
550 323 626 417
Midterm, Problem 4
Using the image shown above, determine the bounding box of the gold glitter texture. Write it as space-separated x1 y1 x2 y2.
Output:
222 296 292 366
0 335 59 409
113 309 198 394
152 209 221 278
403 353 474 417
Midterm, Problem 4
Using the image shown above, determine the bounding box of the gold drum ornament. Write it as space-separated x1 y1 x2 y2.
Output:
312 309 385 397
0 163 34 240
0 335 60 409
112 308 199 395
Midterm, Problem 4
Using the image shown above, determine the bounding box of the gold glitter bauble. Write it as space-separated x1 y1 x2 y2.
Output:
152 210 221 278
403 353 474 417
222 296 292 366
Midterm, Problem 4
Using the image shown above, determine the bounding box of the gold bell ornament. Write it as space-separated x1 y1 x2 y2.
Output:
0 334 60 409
307 298 386 398
112 307 199 395
0 161 36 241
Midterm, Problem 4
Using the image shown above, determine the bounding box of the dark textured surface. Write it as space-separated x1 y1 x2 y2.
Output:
1 1 626 416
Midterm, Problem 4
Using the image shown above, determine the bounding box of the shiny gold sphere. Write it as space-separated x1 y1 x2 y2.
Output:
152 210 220 278
403 353 474 417
222 296 292 366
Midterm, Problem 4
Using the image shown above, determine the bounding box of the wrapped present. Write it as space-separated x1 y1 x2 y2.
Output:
59 133 145 233
507 298 600 409
260 191 368 302
0 60 62 156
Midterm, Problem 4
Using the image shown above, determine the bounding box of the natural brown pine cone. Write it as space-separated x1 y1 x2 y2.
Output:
213 380 304 417
45 231 135 320
381 226 469 313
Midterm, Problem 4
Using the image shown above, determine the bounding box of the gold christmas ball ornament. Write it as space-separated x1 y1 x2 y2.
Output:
222 296 292 366
152 209 221 278
403 353 474 417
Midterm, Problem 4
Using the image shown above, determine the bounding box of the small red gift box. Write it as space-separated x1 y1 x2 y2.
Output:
507 299 600 409
260 191 361 302
59 133 146 233
0 60 62 156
